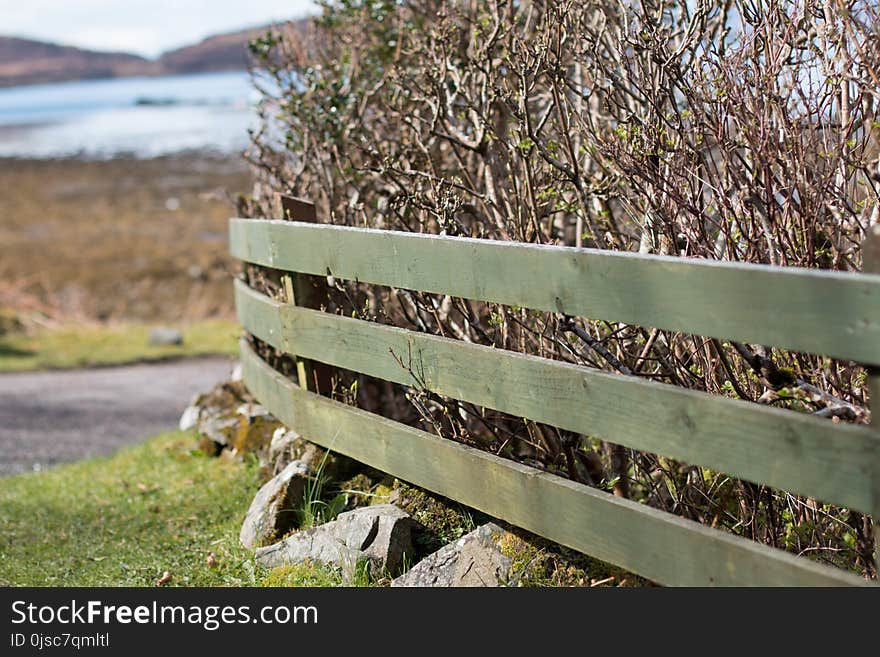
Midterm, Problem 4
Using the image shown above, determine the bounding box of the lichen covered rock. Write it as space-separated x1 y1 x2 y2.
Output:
181 381 281 459
230 403 280 455
267 427 360 480
255 504 418 577
392 524 511 587
240 460 310 550
385 480 488 555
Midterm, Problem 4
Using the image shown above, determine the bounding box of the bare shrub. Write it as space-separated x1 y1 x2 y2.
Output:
244 0 880 577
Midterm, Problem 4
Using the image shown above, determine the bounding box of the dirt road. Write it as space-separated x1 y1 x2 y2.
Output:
0 357 235 476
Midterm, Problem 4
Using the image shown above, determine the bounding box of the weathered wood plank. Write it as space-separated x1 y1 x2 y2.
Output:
279 194 318 391
279 195 317 223
239 339 867 586
234 279 879 514
229 218 880 365
234 278 284 345
278 195 333 396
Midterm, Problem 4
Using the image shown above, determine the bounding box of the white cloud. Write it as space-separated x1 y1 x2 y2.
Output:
0 0 317 57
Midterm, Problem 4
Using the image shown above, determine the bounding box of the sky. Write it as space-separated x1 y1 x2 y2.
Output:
0 0 318 58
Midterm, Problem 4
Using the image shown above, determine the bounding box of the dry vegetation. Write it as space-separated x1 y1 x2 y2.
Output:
0 155 250 323
243 0 880 578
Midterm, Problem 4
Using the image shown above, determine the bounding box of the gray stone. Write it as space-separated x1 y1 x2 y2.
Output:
199 414 240 447
179 380 282 456
235 402 271 420
455 531 511 586
255 504 417 577
178 396 201 431
240 460 310 549
268 428 299 475
148 327 183 346
392 523 511 587
266 427 360 480
193 395 280 456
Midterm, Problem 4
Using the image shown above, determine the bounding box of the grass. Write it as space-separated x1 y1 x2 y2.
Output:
296 448 348 530
0 431 259 586
261 560 378 587
0 431 375 587
0 427 635 587
0 319 240 372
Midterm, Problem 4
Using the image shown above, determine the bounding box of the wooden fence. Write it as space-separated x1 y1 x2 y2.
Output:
229 203 880 587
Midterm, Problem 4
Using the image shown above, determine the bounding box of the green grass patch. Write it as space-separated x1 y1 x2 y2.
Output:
260 560 379 587
0 319 240 372
0 431 370 587
0 431 261 586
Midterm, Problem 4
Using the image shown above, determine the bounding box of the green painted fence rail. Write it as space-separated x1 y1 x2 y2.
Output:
230 218 880 366
230 212 880 587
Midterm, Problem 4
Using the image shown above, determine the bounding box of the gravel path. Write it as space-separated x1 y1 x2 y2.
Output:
0 357 236 476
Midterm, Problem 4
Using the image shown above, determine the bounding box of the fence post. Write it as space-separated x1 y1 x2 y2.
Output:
279 194 332 395
862 224 880 580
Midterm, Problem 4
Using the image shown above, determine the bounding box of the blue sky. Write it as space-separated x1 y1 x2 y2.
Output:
0 0 318 57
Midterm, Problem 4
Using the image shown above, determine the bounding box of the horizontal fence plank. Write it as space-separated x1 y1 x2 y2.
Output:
235 280 880 514
230 218 880 365
234 279 285 346
238 339 866 586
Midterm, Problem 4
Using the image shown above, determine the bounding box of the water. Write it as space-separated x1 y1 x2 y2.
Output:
0 71 258 158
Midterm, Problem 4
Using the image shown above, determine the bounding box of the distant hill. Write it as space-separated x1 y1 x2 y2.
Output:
0 22 306 88
0 37 154 87
156 27 270 75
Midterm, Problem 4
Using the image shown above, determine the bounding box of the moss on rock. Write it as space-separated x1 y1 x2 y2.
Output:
231 411 281 456
497 528 643 587
387 481 486 556
336 473 380 511
363 480 644 587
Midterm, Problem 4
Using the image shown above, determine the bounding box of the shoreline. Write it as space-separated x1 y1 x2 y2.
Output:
0 69 256 160
0 149 252 165
0 67 250 91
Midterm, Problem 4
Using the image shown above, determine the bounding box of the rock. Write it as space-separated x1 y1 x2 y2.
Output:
148 327 183 346
178 395 201 431
240 460 310 550
186 381 362 473
392 523 511 587
230 404 281 455
185 381 362 472
190 382 281 457
199 414 242 448
180 380 249 453
266 427 360 480
235 402 266 418
268 428 299 475
255 504 417 577
205 380 251 408
456 530 511 586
